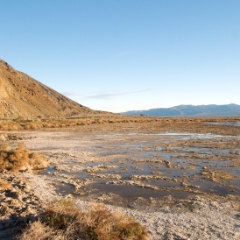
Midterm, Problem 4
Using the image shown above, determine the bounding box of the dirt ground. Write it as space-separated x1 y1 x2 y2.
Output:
1 117 240 239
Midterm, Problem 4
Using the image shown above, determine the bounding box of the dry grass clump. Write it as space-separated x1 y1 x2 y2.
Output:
19 199 149 240
0 143 49 172
0 116 159 131
16 220 63 240
1 116 240 135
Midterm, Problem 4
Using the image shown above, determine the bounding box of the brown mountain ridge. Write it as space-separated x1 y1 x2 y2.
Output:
0 59 105 119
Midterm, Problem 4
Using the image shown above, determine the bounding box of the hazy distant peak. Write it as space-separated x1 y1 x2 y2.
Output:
123 104 240 117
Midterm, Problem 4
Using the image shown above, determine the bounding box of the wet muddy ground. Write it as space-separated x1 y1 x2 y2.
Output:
4 118 239 209
1 118 240 240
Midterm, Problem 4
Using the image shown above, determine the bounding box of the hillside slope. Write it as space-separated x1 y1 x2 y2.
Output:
0 59 103 119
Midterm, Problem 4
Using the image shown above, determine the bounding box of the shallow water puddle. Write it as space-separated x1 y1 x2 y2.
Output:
207 121 240 127
39 132 240 200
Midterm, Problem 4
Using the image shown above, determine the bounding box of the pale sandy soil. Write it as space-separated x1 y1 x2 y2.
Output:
1 127 240 239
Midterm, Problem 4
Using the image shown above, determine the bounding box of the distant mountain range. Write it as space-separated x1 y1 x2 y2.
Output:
123 104 240 117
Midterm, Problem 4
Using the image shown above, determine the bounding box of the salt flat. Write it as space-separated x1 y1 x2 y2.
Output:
1 118 240 239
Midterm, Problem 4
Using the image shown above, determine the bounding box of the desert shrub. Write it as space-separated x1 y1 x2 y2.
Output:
44 199 78 230
19 200 149 240
76 122 86 126
13 116 25 122
17 220 64 240
0 143 49 172
24 123 38 130
84 204 148 240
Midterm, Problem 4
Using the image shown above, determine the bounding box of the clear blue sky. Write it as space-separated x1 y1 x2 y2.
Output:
1 1 240 112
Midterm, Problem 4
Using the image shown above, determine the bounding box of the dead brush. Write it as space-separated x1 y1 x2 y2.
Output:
84 204 148 240
0 143 49 172
19 199 149 240
16 220 64 240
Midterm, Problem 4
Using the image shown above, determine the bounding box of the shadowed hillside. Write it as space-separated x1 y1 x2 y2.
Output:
0 59 106 119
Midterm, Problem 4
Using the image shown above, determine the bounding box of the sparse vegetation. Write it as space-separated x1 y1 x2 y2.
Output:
0 143 49 172
17 221 62 240
18 199 149 240
1 116 240 137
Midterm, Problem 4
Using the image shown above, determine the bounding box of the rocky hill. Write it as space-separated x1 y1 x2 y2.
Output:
0 59 104 119
123 104 240 117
